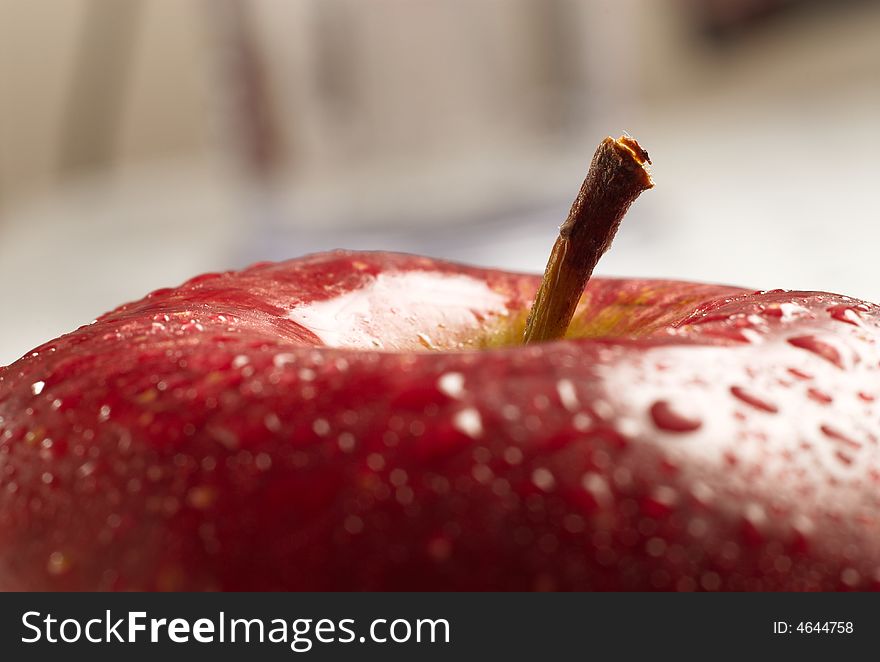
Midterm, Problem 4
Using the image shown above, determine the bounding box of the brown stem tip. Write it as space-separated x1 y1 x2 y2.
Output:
522 134 654 344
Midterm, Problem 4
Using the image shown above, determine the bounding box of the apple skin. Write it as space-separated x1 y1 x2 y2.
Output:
1 250 880 591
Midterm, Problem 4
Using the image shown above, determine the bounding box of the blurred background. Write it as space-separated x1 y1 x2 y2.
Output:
1 0 879 364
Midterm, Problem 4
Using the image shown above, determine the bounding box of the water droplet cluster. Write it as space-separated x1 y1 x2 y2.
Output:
1 253 879 590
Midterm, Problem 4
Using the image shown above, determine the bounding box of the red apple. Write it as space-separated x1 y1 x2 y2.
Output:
1 249 879 590
2 135 878 591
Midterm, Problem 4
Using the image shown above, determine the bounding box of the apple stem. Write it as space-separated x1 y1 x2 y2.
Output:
522 135 654 344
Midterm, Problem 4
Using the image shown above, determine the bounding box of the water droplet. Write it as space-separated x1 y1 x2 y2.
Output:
344 515 364 534
688 518 708 538
649 400 702 433
691 481 715 504
503 446 523 465
780 302 809 320
730 386 778 413
645 537 666 557
827 304 863 326
744 502 767 525
489 475 509 495
787 335 844 369
618 417 640 438
807 388 833 404
501 404 519 421
581 472 610 503
642 486 678 517
47 551 71 576
187 485 217 510
452 407 483 439
571 412 593 432
473 446 491 463
763 302 809 321
437 372 465 398
264 413 281 432
209 425 239 450
273 353 296 368
531 467 556 491
787 367 813 380
559 513 582 533
426 536 452 562
841 567 860 587
338 432 356 452
556 379 579 411
366 453 385 471
98 405 111 422
820 424 861 450
31 381 45 395
612 466 633 488
472 464 493 484
417 333 438 350
255 453 272 471
389 468 408 486
592 399 614 420
312 418 331 436
792 513 815 536
136 388 158 404
701 571 722 591
687 312 733 326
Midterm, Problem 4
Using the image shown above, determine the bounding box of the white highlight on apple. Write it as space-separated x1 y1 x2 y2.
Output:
287 271 508 349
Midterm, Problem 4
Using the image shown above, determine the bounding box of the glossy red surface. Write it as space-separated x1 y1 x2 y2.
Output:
1 251 879 590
